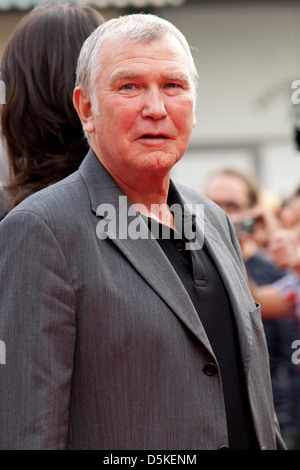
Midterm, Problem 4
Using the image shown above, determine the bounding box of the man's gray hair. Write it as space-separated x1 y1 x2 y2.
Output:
75 13 198 105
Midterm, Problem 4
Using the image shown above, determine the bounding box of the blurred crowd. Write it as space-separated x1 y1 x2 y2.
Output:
205 167 300 449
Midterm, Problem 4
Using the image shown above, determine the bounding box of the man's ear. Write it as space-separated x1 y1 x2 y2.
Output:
73 87 95 134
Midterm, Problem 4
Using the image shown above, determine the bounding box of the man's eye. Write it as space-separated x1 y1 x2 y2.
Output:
166 83 179 88
122 84 135 90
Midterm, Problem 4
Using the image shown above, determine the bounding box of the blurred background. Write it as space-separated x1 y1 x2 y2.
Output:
0 0 300 199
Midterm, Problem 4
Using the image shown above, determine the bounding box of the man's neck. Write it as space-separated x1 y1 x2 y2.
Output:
115 173 176 230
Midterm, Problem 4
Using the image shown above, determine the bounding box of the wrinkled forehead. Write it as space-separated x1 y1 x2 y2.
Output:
94 34 196 90
98 33 187 63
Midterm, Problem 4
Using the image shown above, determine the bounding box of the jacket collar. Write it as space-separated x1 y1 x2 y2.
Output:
79 149 253 367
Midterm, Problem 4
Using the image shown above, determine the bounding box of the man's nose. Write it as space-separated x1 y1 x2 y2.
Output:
141 87 167 120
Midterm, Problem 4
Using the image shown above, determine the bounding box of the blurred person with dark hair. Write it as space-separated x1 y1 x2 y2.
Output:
0 1 105 210
204 168 259 214
205 168 300 448
204 168 280 247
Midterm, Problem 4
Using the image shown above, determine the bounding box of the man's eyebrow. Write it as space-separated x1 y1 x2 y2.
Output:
110 72 141 85
110 71 191 86
163 72 190 84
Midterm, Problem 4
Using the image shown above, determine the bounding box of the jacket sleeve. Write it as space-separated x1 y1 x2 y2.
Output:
0 210 76 449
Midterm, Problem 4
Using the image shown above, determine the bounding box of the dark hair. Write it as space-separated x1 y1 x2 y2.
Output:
0 2 105 208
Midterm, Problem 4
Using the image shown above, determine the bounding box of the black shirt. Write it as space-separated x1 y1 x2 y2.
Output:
142 190 258 449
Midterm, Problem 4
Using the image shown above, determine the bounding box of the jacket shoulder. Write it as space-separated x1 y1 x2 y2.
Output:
7 171 86 219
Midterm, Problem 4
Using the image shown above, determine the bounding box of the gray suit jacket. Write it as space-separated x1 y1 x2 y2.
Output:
0 149 285 449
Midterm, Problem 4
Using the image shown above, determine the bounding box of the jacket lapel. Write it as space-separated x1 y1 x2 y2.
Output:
199 220 254 373
79 150 215 356
79 149 253 367
177 183 254 373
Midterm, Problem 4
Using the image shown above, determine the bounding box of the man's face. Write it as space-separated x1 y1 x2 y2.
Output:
82 34 196 187
205 174 251 217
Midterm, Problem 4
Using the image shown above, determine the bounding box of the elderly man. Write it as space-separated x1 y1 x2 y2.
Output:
0 13 285 450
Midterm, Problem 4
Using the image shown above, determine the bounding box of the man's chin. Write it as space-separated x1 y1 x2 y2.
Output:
141 151 181 171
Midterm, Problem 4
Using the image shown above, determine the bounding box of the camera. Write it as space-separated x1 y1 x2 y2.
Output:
233 216 256 235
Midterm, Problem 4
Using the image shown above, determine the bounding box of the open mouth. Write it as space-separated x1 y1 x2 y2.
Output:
140 134 167 139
